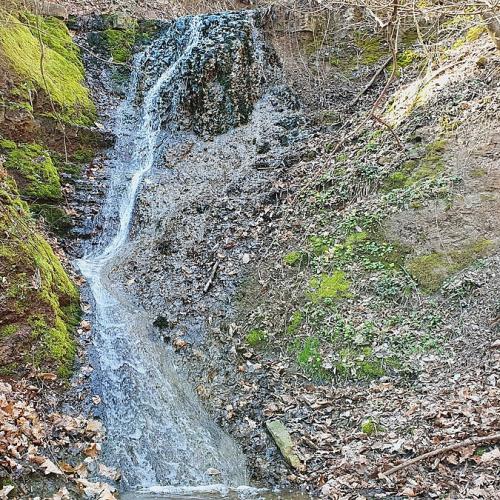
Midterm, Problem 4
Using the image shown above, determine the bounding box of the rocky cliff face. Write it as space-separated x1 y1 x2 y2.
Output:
135 11 281 136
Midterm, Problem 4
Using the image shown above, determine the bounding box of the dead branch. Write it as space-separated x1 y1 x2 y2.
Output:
380 433 500 478
351 56 393 105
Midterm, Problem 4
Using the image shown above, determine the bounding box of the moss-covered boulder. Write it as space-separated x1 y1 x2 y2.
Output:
0 140 62 201
0 168 79 377
0 9 96 126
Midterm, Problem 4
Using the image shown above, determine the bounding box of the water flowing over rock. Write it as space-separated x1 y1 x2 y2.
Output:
75 10 287 491
136 11 281 137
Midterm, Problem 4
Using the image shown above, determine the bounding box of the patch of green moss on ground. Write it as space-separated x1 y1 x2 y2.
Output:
245 329 267 347
308 271 352 302
383 140 447 191
283 250 308 267
335 346 399 381
361 418 382 435
397 49 419 69
1 142 62 201
453 25 486 49
331 231 408 271
0 11 95 125
0 324 18 338
295 337 330 380
407 239 494 292
0 170 79 377
287 310 303 335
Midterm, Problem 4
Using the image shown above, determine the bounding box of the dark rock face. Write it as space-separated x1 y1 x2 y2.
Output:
137 11 282 136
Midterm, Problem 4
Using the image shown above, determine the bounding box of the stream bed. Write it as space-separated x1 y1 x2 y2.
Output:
76 9 307 497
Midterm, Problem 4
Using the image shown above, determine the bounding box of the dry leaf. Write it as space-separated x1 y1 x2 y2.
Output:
40 458 63 475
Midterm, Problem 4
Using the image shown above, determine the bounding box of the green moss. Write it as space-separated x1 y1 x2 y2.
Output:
408 239 494 292
361 418 381 435
470 167 487 178
383 170 409 191
21 13 83 69
335 346 396 381
103 28 136 63
283 251 308 267
0 324 18 338
308 271 351 303
245 329 267 347
354 32 386 65
408 139 446 184
397 49 419 69
0 171 79 377
0 11 95 125
296 337 329 380
2 142 62 201
287 310 303 335
309 235 330 256
383 141 447 192
332 231 408 271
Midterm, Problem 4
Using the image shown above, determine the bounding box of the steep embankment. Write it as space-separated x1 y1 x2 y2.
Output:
0 8 101 377
0 8 111 498
155 11 499 499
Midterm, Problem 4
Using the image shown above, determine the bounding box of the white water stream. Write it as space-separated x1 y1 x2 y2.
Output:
76 17 248 493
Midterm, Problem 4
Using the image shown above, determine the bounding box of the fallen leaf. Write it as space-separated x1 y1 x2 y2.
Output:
41 458 63 475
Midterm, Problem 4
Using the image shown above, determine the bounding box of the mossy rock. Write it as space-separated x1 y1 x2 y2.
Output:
1 142 62 201
0 11 96 126
407 239 494 292
0 168 79 377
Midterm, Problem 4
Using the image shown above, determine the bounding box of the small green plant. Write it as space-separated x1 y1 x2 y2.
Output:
283 251 308 267
245 329 267 347
361 418 382 436
287 310 303 335
309 235 331 256
296 337 329 380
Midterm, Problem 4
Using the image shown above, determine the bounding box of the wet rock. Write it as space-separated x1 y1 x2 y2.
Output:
136 12 282 137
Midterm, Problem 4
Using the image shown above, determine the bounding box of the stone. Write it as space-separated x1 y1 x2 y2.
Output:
265 419 304 471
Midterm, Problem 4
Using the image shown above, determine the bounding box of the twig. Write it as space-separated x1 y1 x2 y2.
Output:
371 113 404 149
203 261 220 293
380 433 500 478
351 56 393 106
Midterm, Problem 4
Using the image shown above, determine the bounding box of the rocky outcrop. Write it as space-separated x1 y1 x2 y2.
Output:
136 11 282 136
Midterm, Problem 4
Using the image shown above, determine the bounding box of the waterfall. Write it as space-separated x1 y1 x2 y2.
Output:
76 11 279 492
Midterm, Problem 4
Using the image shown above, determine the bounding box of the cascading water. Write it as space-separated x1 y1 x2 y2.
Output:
76 11 280 494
